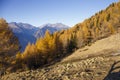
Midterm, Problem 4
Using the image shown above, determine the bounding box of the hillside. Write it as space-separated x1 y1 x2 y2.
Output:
0 19 20 74
1 33 120 80
0 19 20 56
59 1 120 50
62 33 120 63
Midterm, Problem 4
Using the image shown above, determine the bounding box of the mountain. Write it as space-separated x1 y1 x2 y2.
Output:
34 26 57 38
35 23 69 38
9 22 38 51
40 23 69 30
9 22 69 51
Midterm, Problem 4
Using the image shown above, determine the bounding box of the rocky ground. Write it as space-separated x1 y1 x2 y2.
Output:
1 34 120 80
1 51 120 80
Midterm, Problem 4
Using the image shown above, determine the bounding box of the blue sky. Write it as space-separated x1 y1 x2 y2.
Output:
0 0 118 27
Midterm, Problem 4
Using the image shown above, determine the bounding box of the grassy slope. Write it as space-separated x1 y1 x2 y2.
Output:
62 33 120 63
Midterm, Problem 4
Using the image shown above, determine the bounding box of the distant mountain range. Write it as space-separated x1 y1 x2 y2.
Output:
8 22 69 51
35 23 69 38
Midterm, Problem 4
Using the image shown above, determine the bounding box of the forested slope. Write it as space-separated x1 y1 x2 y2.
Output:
18 1 120 69
0 19 20 73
